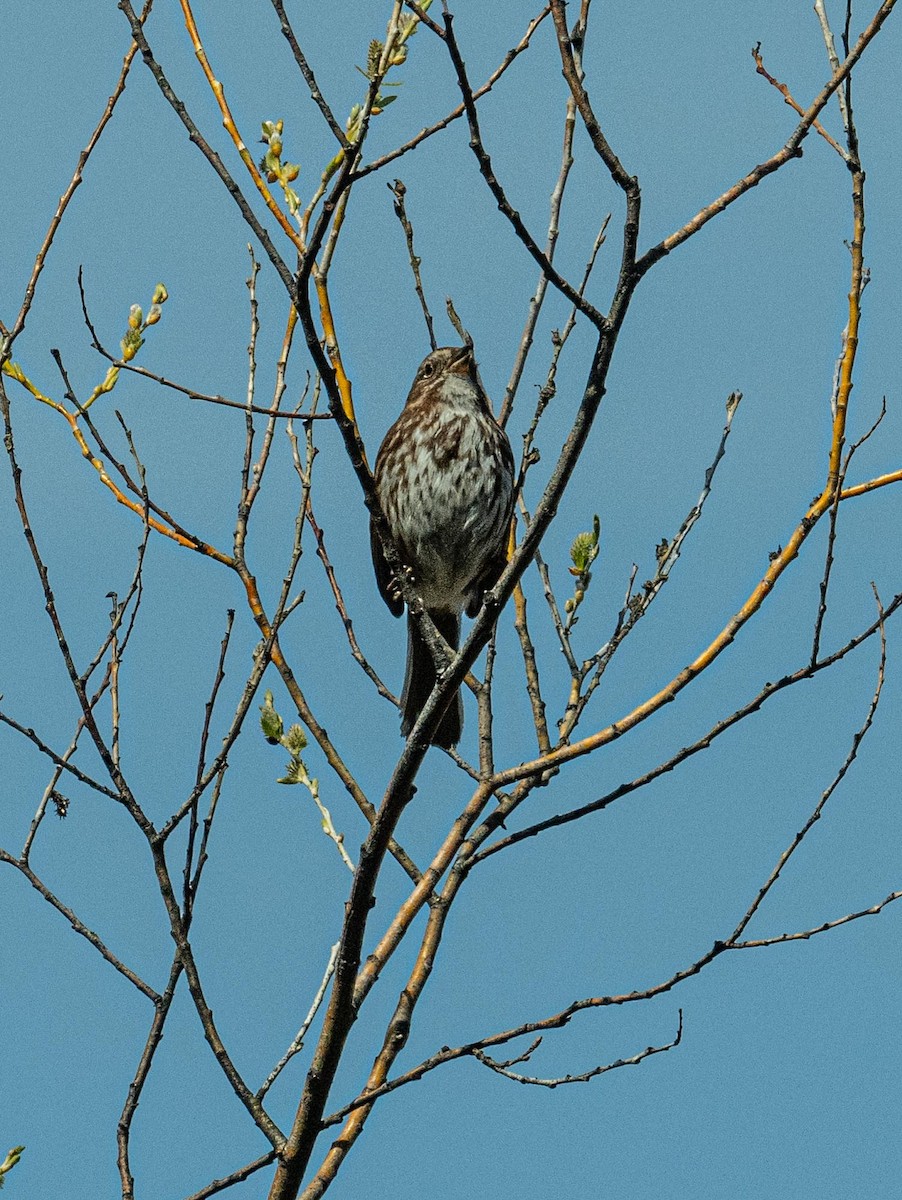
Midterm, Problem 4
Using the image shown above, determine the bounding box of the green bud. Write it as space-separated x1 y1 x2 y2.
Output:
259 689 284 744
145 305 162 326
277 758 306 786
569 515 601 574
283 723 308 755
152 283 168 305
120 329 143 361
128 304 143 330
0 1146 25 1179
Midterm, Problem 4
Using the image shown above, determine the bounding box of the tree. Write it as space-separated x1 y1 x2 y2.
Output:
2 2 900 1197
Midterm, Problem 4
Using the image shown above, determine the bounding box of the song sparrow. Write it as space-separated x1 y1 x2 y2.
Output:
371 345 515 747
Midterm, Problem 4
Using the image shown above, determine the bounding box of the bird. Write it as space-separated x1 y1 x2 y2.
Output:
371 345 515 748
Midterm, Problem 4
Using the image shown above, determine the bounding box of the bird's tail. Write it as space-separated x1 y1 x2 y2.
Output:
401 610 463 748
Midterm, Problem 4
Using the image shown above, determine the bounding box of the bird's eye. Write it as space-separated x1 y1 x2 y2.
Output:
422 362 434 378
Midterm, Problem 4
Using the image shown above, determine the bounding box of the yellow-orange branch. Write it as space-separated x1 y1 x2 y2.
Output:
313 271 362 446
178 0 306 256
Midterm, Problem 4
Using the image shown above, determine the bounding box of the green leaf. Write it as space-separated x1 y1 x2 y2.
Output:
259 690 284 745
277 758 305 786
570 515 601 573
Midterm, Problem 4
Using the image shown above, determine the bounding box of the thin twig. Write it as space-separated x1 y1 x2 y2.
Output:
472 1010 682 1087
472 585 902 864
257 942 341 1101
356 8 551 179
183 1151 279 1200
389 180 437 349
811 397 883 664
441 10 607 330
752 42 850 160
731 587 886 944
814 0 853 133
636 0 894 274
6 1 154 346
305 502 396 703
269 0 349 145
0 850 159 1002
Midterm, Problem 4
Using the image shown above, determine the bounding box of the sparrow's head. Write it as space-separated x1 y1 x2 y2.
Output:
413 345 475 384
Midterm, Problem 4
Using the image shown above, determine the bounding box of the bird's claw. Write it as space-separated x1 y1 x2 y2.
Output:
389 565 416 604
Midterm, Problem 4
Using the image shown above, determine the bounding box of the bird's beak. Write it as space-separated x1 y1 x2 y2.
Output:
448 345 474 376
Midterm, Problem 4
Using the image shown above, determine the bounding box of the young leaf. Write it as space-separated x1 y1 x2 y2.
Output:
259 690 284 745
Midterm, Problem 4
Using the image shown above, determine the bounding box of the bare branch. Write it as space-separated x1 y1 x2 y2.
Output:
356 8 551 180
752 42 850 161
472 585 902 864
388 180 437 350
268 0 349 145
441 10 608 329
0 850 159 1002
5 1 154 346
257 942 341 1102
184 1151 279 1200
636 0 895 274
473 1011 682 1087
730 587 886 944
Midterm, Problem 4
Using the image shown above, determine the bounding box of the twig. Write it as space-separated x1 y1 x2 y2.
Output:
636 0 895 274
445 297 472 347
506 212 610 428
322 865 900 1122
195 611 236 788
183 1151 279 1200
108 593 122 771
529 531 579 677
305 502 396 703
268 0 349 145
499 3 592 425
814 0 853 133
177 0 305 254
563 391 742 733
472 585 902 864
0 710 120 799
117 0 295 293
356 8 551 180
442 10 607 329
6 1 154 346
731 586 886 944
472 1010 682 1087
240 248 261 504
118 959 182 1198
257 942 341 1101
549 0 634 196
513 575 552 757
732 892 902 948
0 850 159 1002
752 42 850 160
388 180 437 349
811 397 884 664
185 610 235 915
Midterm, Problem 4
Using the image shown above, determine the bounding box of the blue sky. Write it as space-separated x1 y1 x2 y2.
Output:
2 3 900 1198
